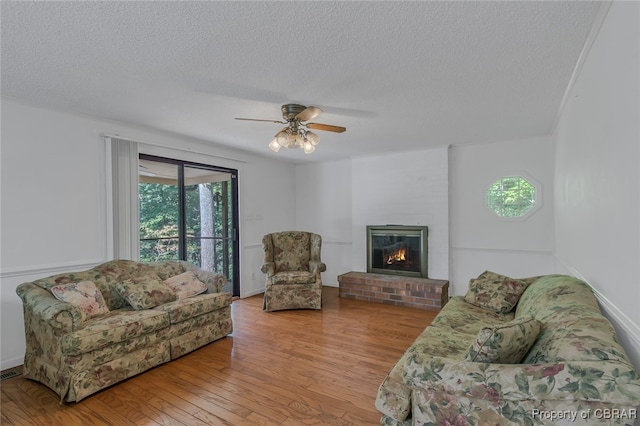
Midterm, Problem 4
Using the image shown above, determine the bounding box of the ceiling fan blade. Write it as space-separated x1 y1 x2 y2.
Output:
295 106 323 122
306 122 346 133
235 118 284 124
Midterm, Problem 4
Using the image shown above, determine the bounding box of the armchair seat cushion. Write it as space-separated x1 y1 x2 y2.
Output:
272 271 316 285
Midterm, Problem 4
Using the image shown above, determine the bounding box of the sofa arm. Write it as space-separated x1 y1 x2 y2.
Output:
16 282 84 332
403 354 640 406
261 262 275 277
180 262 227 293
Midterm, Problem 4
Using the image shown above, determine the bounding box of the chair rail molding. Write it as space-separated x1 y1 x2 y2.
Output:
0 258 106 279
452 246 554 256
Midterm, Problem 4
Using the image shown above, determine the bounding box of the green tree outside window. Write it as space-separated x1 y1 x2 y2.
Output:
487 176 536 218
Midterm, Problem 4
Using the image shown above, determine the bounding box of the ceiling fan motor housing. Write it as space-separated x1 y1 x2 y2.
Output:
281 104 307 121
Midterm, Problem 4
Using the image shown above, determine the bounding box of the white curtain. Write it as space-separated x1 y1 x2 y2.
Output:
105 136 139 261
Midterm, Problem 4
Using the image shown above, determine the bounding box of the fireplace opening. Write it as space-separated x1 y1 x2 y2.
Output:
372 235 420 274
367 225 428 278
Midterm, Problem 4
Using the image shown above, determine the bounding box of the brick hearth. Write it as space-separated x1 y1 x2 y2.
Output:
337 271 449 311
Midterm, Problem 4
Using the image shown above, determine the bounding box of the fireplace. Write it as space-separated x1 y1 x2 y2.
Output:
366 225 428 278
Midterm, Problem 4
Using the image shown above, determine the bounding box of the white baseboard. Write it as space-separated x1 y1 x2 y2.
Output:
1 356 24 372
240 288 264 298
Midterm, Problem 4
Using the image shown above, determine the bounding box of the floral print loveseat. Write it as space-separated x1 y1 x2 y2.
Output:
376 273 640 425
16 260 233 402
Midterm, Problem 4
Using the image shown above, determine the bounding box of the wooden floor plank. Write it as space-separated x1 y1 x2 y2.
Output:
1 287 435 425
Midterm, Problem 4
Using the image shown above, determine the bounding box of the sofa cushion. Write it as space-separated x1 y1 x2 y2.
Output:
61 308 170 355
464 270 529 314
146 261 186 281
116 279 177 310
152 292 232 324
163 271 208 299
375 298 501 421
517 275 634 364
91 260 166 310
431 296 514 331
465 316 541 363
51 281 110 321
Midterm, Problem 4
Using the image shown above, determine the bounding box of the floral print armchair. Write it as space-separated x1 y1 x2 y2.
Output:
261 231 326 312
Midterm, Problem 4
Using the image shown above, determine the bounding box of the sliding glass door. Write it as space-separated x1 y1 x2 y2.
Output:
138 154 239 296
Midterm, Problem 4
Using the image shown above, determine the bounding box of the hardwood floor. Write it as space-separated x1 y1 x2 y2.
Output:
1 287 436 425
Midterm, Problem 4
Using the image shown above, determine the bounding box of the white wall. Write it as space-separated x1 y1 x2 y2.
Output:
351 147 450 280
0 100 297 369
295 160 352 285
553 1 640 368
298 140 556 298
295 147 450 284
450 137 556 295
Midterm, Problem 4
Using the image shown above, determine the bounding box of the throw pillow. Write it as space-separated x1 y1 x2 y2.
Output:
115 279 177 310
465 316 542 363
163 271 208 299
51 281 110 320
464 270 529 314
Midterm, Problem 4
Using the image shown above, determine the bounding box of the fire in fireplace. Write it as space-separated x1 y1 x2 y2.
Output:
385 244 407 265
366 225 428 278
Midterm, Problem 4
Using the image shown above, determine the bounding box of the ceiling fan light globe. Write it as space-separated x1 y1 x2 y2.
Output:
289 133 304 147
306 131 319 145
303 141 315 154
275 131 288 146
268 139 281 152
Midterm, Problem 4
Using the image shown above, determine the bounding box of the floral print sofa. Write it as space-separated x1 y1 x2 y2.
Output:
376 273 640 425
16 260 233 402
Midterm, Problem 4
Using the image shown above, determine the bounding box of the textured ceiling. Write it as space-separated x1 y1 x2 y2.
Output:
1 1 603 163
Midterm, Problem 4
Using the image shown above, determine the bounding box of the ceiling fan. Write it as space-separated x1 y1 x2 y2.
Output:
235 104 346 154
